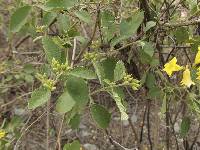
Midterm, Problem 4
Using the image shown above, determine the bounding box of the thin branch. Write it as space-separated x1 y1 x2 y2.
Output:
71 38 77 68
169 112 179 150
166 98 170 150
139 104 147 143
75 4 100 63
46 100 50 150
13 104 54 150
1 92 32 108
163 19 200 28
190 123 200 150
56 115 65 150
105 130 133 150
15 35 31 49
147 101 153 150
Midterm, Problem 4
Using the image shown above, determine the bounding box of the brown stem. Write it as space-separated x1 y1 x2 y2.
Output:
46 100 50 150
139 104 147 143
56 115 65 150
75 4 100 63
147 101 153 150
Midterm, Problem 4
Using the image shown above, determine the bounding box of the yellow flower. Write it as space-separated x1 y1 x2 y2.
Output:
196 67 200 80
0 130 6 139
181 65 195 88
163 57 183 77
194 46 200 65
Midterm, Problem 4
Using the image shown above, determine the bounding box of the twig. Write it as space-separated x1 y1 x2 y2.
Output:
139 104 147 143
168 112 179 150
166 98 170 150
183 48 192 65
1 92 32 108
165 35 177 62
15 35 31 49
114 41 138 52
105 130 133 150
13 104 55 150
147 101 153 150
71 38 77 68
128 118 139 147
190 123 200 150
75 4 100 63
56 115 65 150
14 115 32 150
159 0 176 20
46 100 50 150
163 19 200 28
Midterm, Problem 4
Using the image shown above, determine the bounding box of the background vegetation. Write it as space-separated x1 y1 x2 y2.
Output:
1 0 200 150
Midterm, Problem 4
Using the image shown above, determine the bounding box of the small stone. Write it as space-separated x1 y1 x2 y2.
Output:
83 144 99 150
122 120 129 127
174 122 180 133
131 114 137 123
80 130 91 137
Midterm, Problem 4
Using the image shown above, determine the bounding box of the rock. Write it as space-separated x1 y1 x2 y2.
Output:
174 122 180 133
131 114 137 123
122 120 129 127
83 144 99 150
80 130 91 137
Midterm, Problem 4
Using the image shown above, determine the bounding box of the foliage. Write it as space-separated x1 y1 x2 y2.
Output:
1 0 200 149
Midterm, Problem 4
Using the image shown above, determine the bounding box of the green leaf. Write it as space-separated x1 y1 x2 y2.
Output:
65 76 89 107
93 58 117 84
57 14 70 33
101 11 115 27
69 67 97 80
148 87 162 99
44 0 77 11
111 36 128 47
56 90 76 113
69 114 81 129
10 5 32 33
93 61 105 85
63 140 80 150
174 27 189 43
28 87 51 109
114 60 126 81
180 117 190 137
139 49 153 64
146 72 156 89
102 58 117 82
101 11 116 42
91 104 111 129
75 10 92 24
142 42 155 57
42 12 57 26
111 88 128 120
161 94 167 114
144 21 156 32
6 116 23 132
120 11 144 37
23 64 35 74
150 58 159 67
42 37 62 63
111 11 143 46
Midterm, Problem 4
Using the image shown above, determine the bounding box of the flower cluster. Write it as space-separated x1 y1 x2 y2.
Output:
51 58 71 75
0 62 7 74
36 25 46 33
123 74 140 90
0 129 6 139
91 40 100 49
163 46 200 88
36 73 56 91
83 52 99 61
